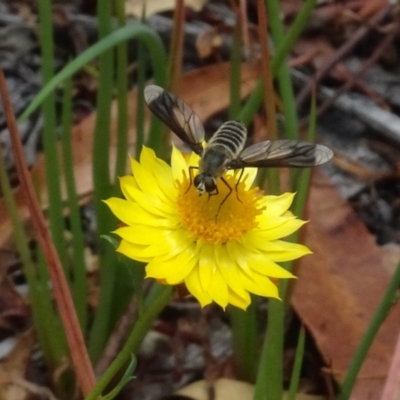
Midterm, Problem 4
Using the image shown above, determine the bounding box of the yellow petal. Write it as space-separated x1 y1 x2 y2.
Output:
198 242 215 291
140 147 177 200
104 198 142 226
130 157 170 202
116 240 152 263
104 197 176 228
188 151 201 167
129 208 179 228
260 192 295 217
244 237 312 262
227 288 251 310
113 226 167 245
256 213 297 231
119 175 139 201
239 269 280 299
214 244 248 301
208 269 229 309
249 218 307 241
227 242 295 278
241 168 258 190
146 245 197 284
171 146 189 183
123 185 176 217
185 268 213 307
140 229 193 258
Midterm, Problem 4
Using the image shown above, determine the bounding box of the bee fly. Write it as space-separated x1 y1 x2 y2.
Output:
144 85 333 213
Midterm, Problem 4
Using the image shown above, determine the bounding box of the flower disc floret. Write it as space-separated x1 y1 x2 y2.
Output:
176 172 264 244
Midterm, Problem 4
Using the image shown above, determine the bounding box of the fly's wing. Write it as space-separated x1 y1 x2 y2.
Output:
144 85 204 155
228 140 333 169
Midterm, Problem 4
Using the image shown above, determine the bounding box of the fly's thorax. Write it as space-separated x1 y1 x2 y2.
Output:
199 146 232 177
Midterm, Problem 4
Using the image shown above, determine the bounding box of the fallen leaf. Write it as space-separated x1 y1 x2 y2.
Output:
0 268 30 332
292 169 400 400
0 330 35 400
126 0 209 18
176 378 326 400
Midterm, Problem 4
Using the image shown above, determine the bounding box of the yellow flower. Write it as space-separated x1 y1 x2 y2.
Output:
104 146 311 310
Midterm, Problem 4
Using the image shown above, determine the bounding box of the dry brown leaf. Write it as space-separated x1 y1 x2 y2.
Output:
125 0 208 17
0 62 261 247
0 269 29 332
357 0 388 20
292 169 400 400
0 330 35 400
176 378 326 400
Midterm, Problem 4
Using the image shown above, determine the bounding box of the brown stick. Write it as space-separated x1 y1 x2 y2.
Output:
0 66 96 395
295 4 393 108
299 26 397 129
257 0 278 141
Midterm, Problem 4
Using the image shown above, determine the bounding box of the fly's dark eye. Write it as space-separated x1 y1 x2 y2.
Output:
204 177 216 193
193 175 201 188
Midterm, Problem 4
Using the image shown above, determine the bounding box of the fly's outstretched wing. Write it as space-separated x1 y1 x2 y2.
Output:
144 85 204 155
228 140 333 169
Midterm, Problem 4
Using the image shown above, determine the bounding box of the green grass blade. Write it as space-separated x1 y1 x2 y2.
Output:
38 0 68 271
238 0 318 128
115 0 129 179
0 146 67 365
85 285 173 400
88 0 115 362
19 24 167 123
228 304 258 382
135 35 147 159
288 326 306 400
229 22 242 119
338 263 400 400
253 299 284 400
60 77 87 330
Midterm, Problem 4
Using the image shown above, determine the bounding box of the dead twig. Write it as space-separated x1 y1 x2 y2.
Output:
0 66 96 395
301 25 398 127
295 4 393 108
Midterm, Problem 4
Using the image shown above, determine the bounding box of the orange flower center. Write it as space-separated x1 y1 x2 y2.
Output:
176 171 264 244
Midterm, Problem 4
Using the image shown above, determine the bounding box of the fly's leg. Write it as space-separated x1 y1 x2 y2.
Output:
215 176 232 221
185 166 199 194
234 169 245 203
207 185 219 201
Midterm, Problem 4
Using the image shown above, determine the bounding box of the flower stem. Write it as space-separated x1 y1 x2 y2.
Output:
338 263 400 400
0 66 96 396
229 303 258 382
253 298 284 400
85 284 173 400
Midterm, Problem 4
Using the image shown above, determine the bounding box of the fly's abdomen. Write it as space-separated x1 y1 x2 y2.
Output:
207 121 247 158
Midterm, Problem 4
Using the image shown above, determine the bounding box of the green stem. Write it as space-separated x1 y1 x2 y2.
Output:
265 0 298 140
0 147 65 364
38 0 68 270
88 0 115 362
228 303 258 382
253 299 284 400
61 77 87 329
135 37 147 159
338 263 400 400
288 326 306 400
115 0 129 180
19 24 167 123
237 0 317 128
85 285 173 400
